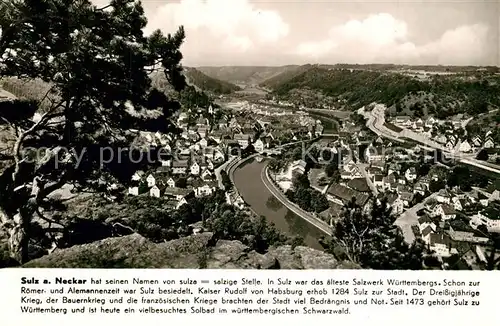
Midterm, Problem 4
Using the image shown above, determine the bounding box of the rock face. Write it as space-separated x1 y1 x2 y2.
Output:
24 233 359 269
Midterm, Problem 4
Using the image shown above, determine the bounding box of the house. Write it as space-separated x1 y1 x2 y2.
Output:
475 206 500 232
394 116 412 127
257 116 274 129
225 191 245 209
196 116 208 127
367 166 383 178
382 174 397 190
365 144 384 163
472 136 482 147
146 174 156 188
347 178 371 193
425 117 437 128
201 169 214 181
341 166 363 180
445 140 455 151
172 160 189 174
291 160 307 176
161 159 171 167
194 181 217 198
433 203 456 221
386 193 404 215
400 191 414 207
421 226 434 244
484 138 495 149
197 127 208 139
413 182 426 196
429 233 455 257
404 167 417 182
326 183 370 208
199 138 208 148
164 187 194 202
458 140 472 153
343 160 356 172
418 215 436 233
435 135 447 144
436 189 452 204
468 191 490 206
131 170 145 182
149 185 161 198
448 228 489 244
166 177 176 188
387 163 401 175
128 186 139 196
254 139 265 153
234 134 251 149
315 124 324 137
208 104 214 114
451 197 463 211
190 162 200 175
372 174 384 188
213 148 225 162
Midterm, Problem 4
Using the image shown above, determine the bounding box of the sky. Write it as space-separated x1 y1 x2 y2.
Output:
93 0 499 67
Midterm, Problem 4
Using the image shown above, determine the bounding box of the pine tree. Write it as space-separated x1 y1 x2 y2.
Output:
0 0 186 263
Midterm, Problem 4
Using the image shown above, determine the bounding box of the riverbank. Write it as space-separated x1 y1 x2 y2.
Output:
231 159 326 250
262 165 333 235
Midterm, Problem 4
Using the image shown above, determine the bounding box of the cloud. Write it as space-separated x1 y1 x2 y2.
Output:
146 0 289 58
294 13 489 65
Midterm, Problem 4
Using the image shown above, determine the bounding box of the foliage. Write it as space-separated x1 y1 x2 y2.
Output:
476 149 489 161
446 165 490 191
220 170 232 190
429 178 446 193
324 198 425 269
0 0 187 263
286 173 329 213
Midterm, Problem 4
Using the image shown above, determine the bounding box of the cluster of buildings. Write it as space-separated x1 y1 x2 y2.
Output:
274 124 499 268
125 102 324 210
391 115 497 153
413 188 500 267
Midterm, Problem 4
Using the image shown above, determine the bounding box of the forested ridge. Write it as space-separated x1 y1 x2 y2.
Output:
266 66 500 117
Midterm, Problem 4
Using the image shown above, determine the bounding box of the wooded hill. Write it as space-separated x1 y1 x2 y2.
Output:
183 67 241 94
258 64 313 89
197 65 299 85
263 66 500 118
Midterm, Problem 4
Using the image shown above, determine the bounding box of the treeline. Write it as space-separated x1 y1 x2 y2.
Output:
1 190 299 267
269 67 500 117
285 174 329 214
259 64 313 89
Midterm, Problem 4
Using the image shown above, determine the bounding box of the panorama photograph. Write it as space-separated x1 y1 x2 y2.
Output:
0 0 499 270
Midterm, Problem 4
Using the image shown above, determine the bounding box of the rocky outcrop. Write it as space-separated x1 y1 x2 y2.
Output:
24 232 359 269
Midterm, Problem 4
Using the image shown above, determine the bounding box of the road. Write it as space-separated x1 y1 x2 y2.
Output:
356 163 379 196
395 194 437 244
360 105 500 175
260 163 333 235
352 149 379 196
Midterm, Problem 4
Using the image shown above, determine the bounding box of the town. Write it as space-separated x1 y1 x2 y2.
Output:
0 0 499 272
117 91 500 270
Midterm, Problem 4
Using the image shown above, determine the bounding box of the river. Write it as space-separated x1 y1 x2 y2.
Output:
233 158 325 250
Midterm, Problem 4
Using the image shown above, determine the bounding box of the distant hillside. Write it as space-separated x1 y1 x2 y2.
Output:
259 64 314 89
184 67 241 94
196 65 299 85
269 67 500 118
